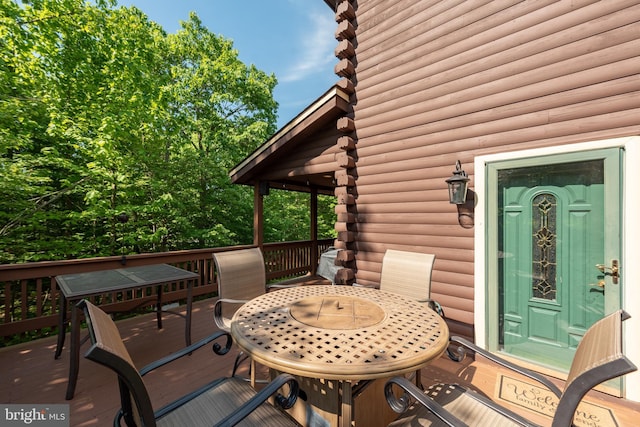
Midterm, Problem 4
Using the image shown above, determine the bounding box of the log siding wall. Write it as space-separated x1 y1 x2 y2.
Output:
333 0 359 282
331 0 640 338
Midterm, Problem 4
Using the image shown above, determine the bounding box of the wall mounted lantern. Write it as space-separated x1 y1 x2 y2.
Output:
445 160 470 204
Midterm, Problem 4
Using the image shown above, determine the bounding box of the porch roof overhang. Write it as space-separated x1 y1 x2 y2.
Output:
229 85 350 195
323 0 337 11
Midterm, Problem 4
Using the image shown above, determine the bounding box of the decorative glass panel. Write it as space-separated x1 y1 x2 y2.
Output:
532 194 557 300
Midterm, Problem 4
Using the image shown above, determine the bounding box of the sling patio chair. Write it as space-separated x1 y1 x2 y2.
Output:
79 299 301 427
212 247 300 380
384 309 637 427
369 249 446 387
377 249 459 380
378 249 440 315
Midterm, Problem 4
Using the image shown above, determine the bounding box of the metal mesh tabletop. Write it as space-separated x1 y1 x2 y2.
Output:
230 285 449 380
56 264 198 298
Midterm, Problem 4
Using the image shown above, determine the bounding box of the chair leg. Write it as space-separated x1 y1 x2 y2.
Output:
232 352 250 377
429 304 465 362
415 369 423 389
447 344 466 362
232 352 269 385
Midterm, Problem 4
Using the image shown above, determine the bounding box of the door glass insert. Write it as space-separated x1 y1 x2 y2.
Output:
532 194 557 301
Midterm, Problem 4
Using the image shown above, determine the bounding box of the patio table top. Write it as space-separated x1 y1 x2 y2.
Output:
230 285 449 380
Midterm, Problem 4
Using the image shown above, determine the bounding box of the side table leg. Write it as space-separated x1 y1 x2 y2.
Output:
54 296 68 359
65 302 81 400
185 280 193 347
156 285 163 329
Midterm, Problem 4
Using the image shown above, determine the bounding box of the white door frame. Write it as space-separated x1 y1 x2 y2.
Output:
474 136 640 401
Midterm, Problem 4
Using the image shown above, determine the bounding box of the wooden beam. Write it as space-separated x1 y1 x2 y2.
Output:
310 188 318 274
253 182 264 247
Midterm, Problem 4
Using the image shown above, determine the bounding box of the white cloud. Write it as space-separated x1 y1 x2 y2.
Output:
279 10 336 83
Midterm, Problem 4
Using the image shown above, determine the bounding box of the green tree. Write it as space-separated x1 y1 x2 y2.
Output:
1 0 171 260
0 1 283 261
1 0 333 263
0 0 117 260
160 13 278 248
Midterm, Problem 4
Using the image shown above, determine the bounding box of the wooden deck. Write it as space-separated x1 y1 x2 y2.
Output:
1 297 638 426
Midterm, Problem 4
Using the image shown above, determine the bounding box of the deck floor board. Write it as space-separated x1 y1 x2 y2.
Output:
2 296 638 426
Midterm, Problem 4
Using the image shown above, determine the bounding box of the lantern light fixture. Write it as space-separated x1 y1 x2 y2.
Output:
445 160 470 205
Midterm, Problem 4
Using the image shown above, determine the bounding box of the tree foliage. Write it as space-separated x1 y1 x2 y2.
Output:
0 0 335 263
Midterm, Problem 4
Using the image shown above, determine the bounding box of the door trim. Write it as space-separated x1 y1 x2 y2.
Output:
473 136 640 401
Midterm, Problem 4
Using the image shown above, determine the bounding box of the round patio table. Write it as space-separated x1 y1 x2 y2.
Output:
230 285 449 427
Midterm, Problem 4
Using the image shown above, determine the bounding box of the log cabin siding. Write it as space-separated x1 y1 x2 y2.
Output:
334 0 640 338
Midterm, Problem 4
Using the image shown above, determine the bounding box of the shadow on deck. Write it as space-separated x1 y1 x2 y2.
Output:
1 296 638 426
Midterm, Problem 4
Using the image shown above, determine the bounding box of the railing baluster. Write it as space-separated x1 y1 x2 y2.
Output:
21 279 28 321
2 282 10 325
36 278 43 318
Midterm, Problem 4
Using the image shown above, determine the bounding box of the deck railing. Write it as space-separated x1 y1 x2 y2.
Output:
0 239 334 344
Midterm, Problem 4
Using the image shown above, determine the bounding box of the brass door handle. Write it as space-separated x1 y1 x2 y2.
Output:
595 260 619 284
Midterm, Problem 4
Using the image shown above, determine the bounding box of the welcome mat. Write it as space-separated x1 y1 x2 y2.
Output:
496 374 620 427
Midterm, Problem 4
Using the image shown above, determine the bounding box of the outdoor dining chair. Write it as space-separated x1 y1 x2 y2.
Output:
375 249 442 386
79 299 301 427
378 249 440 314
377 249 460 381
384 309 637 427
213 247 300 380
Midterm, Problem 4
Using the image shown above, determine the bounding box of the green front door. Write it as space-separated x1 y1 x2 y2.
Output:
489 148 622 372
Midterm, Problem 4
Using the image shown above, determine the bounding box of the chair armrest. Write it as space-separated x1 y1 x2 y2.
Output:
213 373 300 427
449 336 562 397
385 376 468 427
213 298 249 331
139 331 232 377
416 298 445 317
267 274 314 289
267 282 301 289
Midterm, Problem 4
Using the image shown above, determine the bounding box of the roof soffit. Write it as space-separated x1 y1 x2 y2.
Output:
323 0 337 11
230 85 350 189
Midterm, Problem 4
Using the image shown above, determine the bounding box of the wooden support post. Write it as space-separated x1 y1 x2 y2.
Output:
310 187 318 275
253 182 264 247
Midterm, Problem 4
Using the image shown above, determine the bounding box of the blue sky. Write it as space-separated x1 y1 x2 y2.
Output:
117 0 338 129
